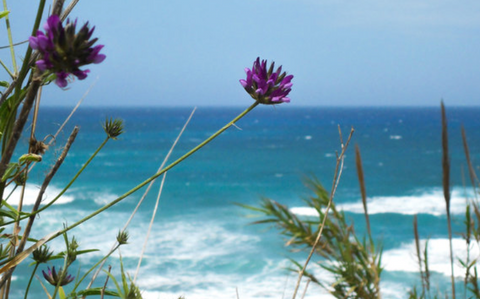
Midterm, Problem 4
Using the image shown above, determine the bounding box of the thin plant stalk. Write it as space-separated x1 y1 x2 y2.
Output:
463 203 472 299
100 266 111 299
120 108 196 233
300 279 311 299
0 40 28 50
0 59 13 79
3 184 16 202
291 127 355 299
2 0 17 75
60 0 80 21
84 108 196 291
0 0 45 105
3 165 27 299
133 172 167 282
441 101 456 299
413 215 426 296
11 0 46 102
52 81 95 141
27 79 96 175
29 86 41 147
23 263 39 299
18 128 79 251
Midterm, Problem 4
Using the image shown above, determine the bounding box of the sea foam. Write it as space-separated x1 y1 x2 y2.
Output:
291 187 473 216
382 238 479 276
5 185 74 206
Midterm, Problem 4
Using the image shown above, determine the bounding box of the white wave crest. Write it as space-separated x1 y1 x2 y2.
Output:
4 185 74 206
383 238 480 276
291 188 472 216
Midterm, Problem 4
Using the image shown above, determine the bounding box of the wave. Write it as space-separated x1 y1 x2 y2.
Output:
4 185 74 206
22 206 454 299
73 190 120 206
382 238 479 277
291 187 473 216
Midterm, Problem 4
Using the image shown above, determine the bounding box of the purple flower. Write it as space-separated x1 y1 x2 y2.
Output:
42 266 75 286
240 57 293 105
29 15 106 88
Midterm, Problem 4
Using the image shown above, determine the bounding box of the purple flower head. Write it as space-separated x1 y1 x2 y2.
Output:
239 57 293 105
29 15 106 88
42 266 75 286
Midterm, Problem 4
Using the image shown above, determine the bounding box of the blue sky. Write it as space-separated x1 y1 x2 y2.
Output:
2 0 480 107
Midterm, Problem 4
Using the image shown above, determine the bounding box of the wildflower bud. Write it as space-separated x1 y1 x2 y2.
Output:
28 15 106 88
42 266 75 286
103 118 124 140
32 245 53 264
116 230 129 245
239 57 293 105
66 237 79 265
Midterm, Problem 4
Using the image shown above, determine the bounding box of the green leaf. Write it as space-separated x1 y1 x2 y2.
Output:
0 11 9 19
1 162 19 182
0 201 19 219
0 94 20 145
0 81 8 88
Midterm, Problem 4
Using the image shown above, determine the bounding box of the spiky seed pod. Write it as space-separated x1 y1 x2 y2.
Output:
32 245 53 264
103 117 124 140
117 230 129 245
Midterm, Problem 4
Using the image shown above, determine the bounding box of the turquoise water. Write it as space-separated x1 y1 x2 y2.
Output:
7 106 480 298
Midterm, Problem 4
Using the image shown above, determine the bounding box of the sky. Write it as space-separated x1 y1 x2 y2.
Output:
1 0 480 107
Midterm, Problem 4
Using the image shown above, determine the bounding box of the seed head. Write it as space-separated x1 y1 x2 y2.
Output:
32 245 53 264
103 118 124 140
117 230 129 245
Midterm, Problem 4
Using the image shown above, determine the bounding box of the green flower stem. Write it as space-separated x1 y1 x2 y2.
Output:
2 137 109 227
46 101 260 243
24 263 39 299
2 0 17 75
35 137 109 215
71 244 120 293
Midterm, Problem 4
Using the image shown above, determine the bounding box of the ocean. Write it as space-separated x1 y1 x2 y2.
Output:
6 105 480 298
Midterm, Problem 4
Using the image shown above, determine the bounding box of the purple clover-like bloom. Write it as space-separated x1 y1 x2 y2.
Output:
240 57 293 105
42 266 75 286
29 15 106 88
